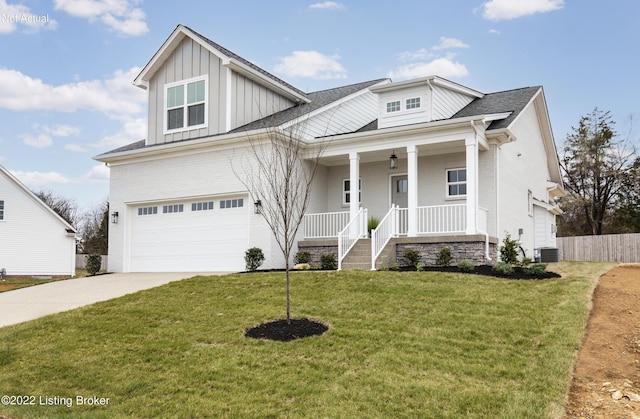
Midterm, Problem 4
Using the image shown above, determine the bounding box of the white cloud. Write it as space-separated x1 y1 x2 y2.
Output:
432 37 469 50
274 50 347 80
388 58 468 80
480 0 564 21
42 124 82 137
64 143 87 152
0 67 145 117
11 170 70 185
489 28 501 35
81 164 110 182
21 133 53 148
0 0 58 34
309 2 345 10
94 116 146 149
53 0 148 36
398 48 432 62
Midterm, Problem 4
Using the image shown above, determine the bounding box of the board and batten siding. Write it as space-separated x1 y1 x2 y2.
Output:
147 37 295 145
0 173 75 276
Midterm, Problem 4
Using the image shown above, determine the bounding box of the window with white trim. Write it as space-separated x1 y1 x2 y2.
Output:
220 198 244 209
192 201 214 211
165 76 207 133
0 200 4 220
138 206 158 216
163 204 184 214
343 179 361 205
386 100 401 113
446 168 467 197
406 97 421 109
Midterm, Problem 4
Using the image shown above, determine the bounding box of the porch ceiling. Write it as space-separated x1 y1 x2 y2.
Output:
317 140 466 166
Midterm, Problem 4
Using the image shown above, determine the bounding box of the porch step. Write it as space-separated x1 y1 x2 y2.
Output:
341 239 372 270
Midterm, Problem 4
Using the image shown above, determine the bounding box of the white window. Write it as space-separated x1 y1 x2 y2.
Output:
446 168 467 197
162 204 184 214
138 206 158 216
192 201 214 211
406 97 421 110
0 200 4 220
220 198 244 209
343 179 361 205
386 101 401 113
165 76 207 133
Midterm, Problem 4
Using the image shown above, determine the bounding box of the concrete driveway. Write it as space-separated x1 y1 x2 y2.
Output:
0 272 226 328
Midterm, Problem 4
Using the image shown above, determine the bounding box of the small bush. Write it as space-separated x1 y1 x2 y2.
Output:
367 217 380 235
294 251 311 264
416 264 424 272
526 263 548 277
520 257 533 267
403 248 422 267
492 262 514 276
379 266 388 272
390 264 399 271
320 253 337 270
244 247 265 271
85 254 102 276
458 259 475 273
435 247 453 267
500 233 520 265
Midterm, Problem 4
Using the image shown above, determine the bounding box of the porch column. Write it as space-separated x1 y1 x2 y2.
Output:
349 152 360 221
465 136 478 234
407 144 418 236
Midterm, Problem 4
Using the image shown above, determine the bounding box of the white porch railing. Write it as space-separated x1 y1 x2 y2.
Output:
303 211 349 239
416 204 466 234
337 208 367 270
371 205 399 270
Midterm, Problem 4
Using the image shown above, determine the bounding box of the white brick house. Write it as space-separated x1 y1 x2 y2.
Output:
95 25 564 272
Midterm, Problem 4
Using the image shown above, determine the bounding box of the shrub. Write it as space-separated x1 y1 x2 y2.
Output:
458 259 475 273
294 251 311 264
500 233 520 265
416 264 424 272
520 257 533 267
367 217 380 235
85 254 102 276
390 264 399 271
244 247 265 271
492 262 514 276
526 263 548 277
435 247 453 267
403 248 421 267
320 253 337 270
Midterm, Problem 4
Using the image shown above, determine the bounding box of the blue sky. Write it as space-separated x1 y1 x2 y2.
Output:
1 0 638 210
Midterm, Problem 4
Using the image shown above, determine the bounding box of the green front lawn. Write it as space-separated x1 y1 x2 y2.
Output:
0 262 615 418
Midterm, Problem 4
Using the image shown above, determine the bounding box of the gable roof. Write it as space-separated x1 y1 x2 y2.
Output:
133 24 309 104
453 86 541 130
0 165 76 233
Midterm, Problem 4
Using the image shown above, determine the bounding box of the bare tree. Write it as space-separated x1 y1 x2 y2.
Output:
80 200 109 255
559 108 635 235
233 123 329 323
34 190 80 228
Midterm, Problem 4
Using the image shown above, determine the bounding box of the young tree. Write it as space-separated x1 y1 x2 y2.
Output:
233 124 328 324
559 109 635 235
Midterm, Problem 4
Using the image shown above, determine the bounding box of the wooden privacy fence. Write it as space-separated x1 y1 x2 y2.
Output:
557 233 640 263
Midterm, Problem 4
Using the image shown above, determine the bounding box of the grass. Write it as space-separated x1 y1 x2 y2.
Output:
0 261 615 418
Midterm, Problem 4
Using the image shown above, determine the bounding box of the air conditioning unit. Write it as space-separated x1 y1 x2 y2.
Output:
535 247 560 263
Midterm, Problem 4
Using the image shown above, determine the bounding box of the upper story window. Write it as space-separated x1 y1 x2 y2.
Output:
406 97 421 110
165 76 207 133
0 200 4 221
446 168 467 197
386 101 401 113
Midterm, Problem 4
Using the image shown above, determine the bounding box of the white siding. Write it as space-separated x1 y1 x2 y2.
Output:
0 171 76 276
231 73 293 130
432 85 475 120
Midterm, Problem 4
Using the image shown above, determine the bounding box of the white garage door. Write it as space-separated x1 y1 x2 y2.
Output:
129 197 248 272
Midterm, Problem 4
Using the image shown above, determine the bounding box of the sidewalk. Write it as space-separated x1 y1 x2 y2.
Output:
0 272 224 328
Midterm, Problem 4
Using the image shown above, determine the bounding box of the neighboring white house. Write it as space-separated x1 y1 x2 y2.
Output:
0 165 77 276
95 24 564 273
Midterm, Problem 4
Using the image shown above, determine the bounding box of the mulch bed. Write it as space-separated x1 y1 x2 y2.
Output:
245 318 329 342
400 264 561 280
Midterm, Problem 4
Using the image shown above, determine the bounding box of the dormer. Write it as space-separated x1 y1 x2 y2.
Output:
370 76 483 129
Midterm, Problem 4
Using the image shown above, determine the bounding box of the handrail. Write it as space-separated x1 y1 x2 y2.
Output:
303 211 349 239
371 205 398 270
337 208 367 270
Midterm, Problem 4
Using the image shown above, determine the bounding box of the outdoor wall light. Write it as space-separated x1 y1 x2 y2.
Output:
111 211 119 224
389 150 398 170
254 200 262 214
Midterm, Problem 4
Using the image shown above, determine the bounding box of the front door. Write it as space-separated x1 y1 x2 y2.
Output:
391 175 408 208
